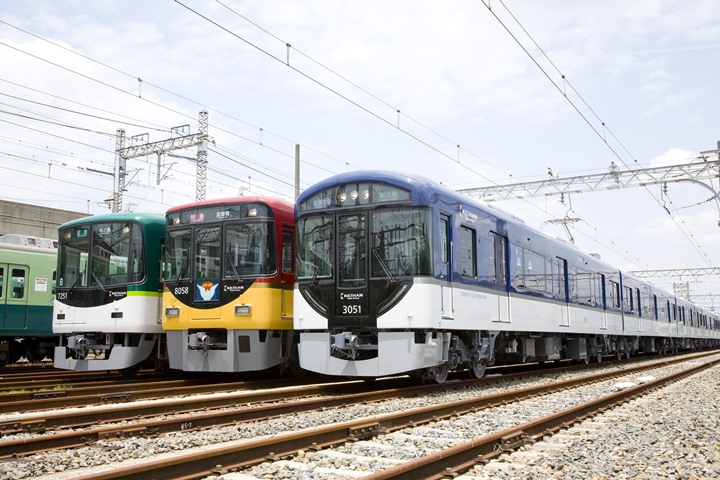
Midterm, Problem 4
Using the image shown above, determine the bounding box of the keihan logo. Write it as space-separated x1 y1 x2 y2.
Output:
340 292 364 300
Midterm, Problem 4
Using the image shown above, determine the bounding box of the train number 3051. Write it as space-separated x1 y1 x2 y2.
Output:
341 305 362 315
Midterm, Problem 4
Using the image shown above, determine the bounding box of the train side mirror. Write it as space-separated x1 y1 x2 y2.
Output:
440 262 449 278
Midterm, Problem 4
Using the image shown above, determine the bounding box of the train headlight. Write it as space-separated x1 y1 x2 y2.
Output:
235 304 252 316
165 306 180 317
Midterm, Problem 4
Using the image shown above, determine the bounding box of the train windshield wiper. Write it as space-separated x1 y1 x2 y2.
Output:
90 271 106 292
310 263 321 287
67 276 80 295
371 247 396 283
173 259 189 289
226 252 240 279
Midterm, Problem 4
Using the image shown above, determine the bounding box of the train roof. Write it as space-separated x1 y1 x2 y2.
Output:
298 171 692 295
296 170 527 223
166 195 294 215
59 211 166 229
0 234 57 249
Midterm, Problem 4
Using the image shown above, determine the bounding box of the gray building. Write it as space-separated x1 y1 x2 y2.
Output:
0 200 86 240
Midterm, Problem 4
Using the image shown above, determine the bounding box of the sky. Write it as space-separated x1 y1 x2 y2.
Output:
1 0 720 304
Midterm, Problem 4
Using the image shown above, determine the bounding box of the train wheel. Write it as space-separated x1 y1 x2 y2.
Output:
119 364 141 378
288 343 307 378
24 351 41 364
431 363 449 384
595 353 603 363
7 341 24 365
286 359 307 378
469 360 486 379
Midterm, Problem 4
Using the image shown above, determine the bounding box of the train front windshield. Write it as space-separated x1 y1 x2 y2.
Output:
163 204 277 285
297 208 433 281
57 222 144 290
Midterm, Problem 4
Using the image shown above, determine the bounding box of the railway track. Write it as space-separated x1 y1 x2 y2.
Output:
0 373 335 414
1 351 717 479
0 355 615 414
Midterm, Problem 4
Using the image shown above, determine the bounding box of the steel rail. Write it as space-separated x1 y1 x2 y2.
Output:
61 353 719 480
363 357 720 480
0 374 338 414
0 348 704 446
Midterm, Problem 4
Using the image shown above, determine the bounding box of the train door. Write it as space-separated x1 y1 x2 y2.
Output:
557 257 570 326
0 265 28 330
439 215 454 320
492 232 510 323
599 273 608 329
280 228 294 320
335 213 369 321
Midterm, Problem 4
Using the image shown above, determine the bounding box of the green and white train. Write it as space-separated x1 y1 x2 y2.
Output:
53 212 167 375
0 234 58 368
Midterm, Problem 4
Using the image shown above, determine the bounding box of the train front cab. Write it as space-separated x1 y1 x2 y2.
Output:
53 214 166 374
294 172 498 382
162 198 297 373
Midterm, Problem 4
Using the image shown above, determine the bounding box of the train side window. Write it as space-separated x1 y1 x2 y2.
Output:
282 230 293 274
439 217 449 276
459 226 476 278
608 280 620 309
490 232 507 285
635 288 641 316
556 258 568 301
572 267 596 305
651 294 658 319
11 268 26 299
623 286 633 313
0 266 3 298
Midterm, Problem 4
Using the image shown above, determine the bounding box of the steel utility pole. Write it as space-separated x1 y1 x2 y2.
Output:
112 110 213 211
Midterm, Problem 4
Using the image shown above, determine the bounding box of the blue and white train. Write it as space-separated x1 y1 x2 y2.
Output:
294 171 720 383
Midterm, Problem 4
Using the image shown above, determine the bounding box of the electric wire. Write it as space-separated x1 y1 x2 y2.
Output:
484 0 714 267
176 0 657 268
1 9 712 270
2 9 648 268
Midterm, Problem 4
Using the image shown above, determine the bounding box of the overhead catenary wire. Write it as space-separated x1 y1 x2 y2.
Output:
480 0 714 267
1 8 710 270
1 8 648 269
174 1 668 269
